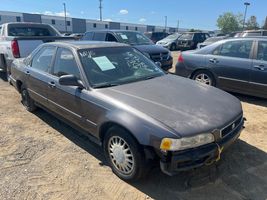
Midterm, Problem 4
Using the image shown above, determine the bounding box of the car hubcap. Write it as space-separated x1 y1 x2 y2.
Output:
108 136 134 174
195 73 212 85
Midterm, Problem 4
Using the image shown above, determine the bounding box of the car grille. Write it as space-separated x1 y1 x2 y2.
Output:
220 115 243 138
150 52 169 61
179 41 188 45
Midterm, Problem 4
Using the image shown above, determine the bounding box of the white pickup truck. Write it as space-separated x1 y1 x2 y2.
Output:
0 22 74 81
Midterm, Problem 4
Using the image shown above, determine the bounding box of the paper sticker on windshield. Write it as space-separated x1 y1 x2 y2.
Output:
93 56 116 71
120 34 128 40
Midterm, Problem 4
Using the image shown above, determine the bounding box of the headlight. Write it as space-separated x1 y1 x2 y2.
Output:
160 133 214 151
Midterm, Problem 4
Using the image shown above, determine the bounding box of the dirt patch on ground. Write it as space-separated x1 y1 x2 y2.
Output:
0 52 267 199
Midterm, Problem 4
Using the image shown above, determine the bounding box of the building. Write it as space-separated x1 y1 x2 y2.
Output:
0 10 189 34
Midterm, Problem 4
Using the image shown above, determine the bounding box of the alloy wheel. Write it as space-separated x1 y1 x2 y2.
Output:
195 73 212 85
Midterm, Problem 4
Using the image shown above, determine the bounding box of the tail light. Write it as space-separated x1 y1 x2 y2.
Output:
11 40 20 58
178 53 184 63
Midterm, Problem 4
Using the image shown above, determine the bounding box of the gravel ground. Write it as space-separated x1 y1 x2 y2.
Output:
0 51 267 200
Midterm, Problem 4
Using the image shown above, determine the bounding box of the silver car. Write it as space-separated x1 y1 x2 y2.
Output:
156 33 181 50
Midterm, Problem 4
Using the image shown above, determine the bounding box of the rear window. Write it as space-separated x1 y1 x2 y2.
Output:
180 33 194 40
8 25 59 37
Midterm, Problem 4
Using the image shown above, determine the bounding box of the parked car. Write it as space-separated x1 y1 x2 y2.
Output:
10 41 244 181
197 36 227 48
156 33 181 50
144 32 170 43
82 30 173 70
0 22 74 81
177 32 210 50
175 37 267 99
238 30 267 37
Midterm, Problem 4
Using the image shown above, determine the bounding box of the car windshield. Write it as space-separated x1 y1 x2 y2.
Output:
179 33 194 40
205 37 223 42
165 33 180 40
115 32 153 45
78 47 164 88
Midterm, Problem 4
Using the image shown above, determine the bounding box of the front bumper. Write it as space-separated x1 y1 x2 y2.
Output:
160 119 244 176
157 57 173 71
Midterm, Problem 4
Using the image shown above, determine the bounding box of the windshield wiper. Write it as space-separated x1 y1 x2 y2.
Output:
93 83 119 89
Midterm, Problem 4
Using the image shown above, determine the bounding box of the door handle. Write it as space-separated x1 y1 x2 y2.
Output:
253 65 265 71
209 58 219 64
48 81 56 88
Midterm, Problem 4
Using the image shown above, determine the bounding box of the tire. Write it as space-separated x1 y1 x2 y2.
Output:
170 43 176 51
21 86 37 112
103 126 147 181
192 70 216 86
0 55 8 82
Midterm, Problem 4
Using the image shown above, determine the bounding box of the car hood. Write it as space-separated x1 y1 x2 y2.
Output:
98 75 242 137
133 44 169 54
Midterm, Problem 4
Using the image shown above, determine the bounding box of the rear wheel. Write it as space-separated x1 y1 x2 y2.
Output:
192 70 215 86
21 86 37 112
103 126 147 181
0 55 8 82
170 43 176 51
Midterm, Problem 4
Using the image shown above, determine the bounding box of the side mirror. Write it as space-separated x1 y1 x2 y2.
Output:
59 74 85 89
155 62 162 68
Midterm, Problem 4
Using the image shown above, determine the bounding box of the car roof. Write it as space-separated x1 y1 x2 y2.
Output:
85 30 139 34
45 41 129 49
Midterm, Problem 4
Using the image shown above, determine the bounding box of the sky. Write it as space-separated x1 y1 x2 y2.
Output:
0 0 266 30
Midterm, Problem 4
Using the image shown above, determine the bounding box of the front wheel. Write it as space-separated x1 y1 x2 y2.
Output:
192 70 215 86
21 86 37 112
103 126 147 181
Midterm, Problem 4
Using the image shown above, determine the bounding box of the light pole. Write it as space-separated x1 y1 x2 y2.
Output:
99 0 103 21
164 16 167 32
177 20 180 33
63 3 67 33
243 2 250 30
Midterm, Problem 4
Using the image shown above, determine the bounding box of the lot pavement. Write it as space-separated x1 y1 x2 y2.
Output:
0 52 267 200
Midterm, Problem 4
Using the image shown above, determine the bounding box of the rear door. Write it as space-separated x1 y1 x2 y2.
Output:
206 40 253 93
250 40 267 97
26 46 56 107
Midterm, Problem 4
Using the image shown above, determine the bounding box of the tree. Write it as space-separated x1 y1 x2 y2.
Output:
217 12 241 34
263 16 267 29
246 16 259 30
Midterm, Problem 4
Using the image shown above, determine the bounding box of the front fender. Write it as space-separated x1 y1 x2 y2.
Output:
97 109 178 149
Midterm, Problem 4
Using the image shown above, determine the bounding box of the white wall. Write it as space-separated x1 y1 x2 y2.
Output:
0 11 23 24
41 15 72 32
86 19 109 31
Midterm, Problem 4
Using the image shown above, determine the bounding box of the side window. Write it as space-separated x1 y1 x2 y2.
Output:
52 48 81 79
263 31 267 36
83 32 94 40
93 32 106 41
31 46 56 72
257 41 267 62
106 33 118 42
215 40 252 59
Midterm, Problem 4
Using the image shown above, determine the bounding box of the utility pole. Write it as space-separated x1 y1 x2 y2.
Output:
99 0 103 21
243 2 250 30
177 20 180 33
164 16 167 32
63 3 67 33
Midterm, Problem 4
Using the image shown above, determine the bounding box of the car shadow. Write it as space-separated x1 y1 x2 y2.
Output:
232 93 267 107
0 72 7 81
33 109 267 200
